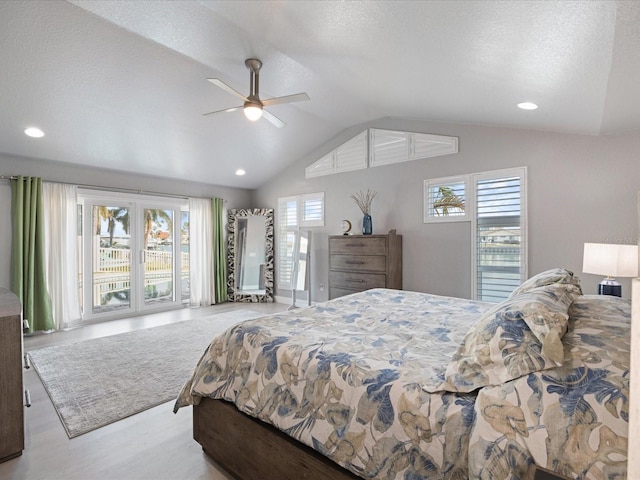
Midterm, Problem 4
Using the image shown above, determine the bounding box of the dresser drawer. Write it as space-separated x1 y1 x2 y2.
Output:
329 286 362 300
328 237 387 255
329 254 386 272
329 271 386 290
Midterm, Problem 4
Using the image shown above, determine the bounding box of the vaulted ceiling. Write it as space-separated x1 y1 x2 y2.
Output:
1 1 639 189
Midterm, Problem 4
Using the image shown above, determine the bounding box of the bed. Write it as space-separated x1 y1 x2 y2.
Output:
174 269 630 480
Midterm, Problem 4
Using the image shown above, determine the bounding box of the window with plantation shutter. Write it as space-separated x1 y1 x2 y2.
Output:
424 168 527 302
277 193 324 291
424 176 468 222
301 193 324 227
472 167 527 302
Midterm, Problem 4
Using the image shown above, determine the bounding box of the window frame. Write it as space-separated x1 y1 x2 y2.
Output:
423 175 470 223
470 167 528 301
300 192 325 227
423 167 528 301
277 192 324 291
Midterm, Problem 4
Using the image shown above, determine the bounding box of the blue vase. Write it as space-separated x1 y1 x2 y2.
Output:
363 214 372 235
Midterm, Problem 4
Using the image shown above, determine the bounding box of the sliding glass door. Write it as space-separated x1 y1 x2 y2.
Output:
80 192 188 321
141 207 176 307
90 202 133 315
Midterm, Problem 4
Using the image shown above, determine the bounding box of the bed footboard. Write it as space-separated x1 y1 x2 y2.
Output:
193 397 360 480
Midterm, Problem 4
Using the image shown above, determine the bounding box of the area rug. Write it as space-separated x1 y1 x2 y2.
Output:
28 309 262 438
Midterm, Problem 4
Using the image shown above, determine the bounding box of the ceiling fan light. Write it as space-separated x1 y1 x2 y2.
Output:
244 104 263 121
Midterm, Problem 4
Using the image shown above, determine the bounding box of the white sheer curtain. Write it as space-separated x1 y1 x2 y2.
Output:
188 197 214 306
43 182 81 329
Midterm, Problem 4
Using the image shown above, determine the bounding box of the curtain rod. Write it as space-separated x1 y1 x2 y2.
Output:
0 175 225 202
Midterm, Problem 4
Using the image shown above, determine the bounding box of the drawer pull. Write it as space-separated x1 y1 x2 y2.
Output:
25 389 31 408
347 279 365 283
345 260 365 264
345 243 365 248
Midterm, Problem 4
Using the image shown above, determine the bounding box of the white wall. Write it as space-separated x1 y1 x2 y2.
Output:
3 120 639 301
252 117 640 302
0 153 253 290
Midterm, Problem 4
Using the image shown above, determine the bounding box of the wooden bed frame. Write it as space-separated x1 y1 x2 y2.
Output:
193 397 361 480
193 398 572 480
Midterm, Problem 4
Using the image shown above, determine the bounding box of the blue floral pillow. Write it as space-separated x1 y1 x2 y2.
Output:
509 267 581 298
423 283 582 394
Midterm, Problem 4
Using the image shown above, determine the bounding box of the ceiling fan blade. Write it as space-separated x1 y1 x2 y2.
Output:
202 105 242 117
262 109 285 128
261 92 310 107
207 78 249 102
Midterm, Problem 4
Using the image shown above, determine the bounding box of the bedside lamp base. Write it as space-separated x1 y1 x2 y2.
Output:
598 278 621 297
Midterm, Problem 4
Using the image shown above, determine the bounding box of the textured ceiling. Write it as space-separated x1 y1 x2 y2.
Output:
0 0 638 189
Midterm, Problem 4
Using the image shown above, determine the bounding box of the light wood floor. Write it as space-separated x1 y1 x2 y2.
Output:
0 302 289 480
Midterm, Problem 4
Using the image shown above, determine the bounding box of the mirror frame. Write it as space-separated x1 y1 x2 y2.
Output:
227 208 274 302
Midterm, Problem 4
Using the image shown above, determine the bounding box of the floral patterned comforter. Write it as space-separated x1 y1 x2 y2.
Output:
174 290 630 479
175 289 491 479
469 295 630 479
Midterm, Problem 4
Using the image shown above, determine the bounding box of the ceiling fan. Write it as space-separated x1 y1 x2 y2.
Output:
204 58 310 128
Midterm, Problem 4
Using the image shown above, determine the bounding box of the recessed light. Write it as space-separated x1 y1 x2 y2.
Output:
24 127 45 138
235 169 246 176
517 102 538 110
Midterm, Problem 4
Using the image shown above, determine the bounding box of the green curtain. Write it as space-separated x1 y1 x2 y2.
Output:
10 176 54 332
212 197 227 303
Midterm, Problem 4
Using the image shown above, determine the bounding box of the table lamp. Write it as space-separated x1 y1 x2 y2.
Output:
582 242 638 296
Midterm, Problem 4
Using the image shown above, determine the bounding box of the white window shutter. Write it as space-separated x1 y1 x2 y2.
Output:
369 129 410 167
277 197 298 290
301 193 324 227
335 131 367 173
277 193 325 290
305 152 335 178
473 168 527 302
410 133 458 160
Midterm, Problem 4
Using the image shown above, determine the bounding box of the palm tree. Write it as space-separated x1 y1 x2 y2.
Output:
433 186 465 216
112 207 130 236
143 209 172 248
93 206 171 247
93 205 110 236
93 206 130 246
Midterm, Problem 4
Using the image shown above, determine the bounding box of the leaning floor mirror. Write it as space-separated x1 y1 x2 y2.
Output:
227 208 274 302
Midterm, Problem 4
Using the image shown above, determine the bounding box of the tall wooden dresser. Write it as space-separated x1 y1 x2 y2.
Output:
328 230 402 300
0 288 24 463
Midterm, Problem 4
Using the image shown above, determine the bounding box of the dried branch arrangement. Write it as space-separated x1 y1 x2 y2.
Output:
350 189 377 215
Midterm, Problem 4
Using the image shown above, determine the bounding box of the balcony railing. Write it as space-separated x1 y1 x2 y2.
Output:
96 247 189 273
90 247 189 302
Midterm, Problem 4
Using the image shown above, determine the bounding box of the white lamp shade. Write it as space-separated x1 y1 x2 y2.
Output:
583 242 639 278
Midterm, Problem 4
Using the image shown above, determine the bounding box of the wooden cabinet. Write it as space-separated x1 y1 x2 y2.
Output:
0 288 24 463
328 230 402 299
